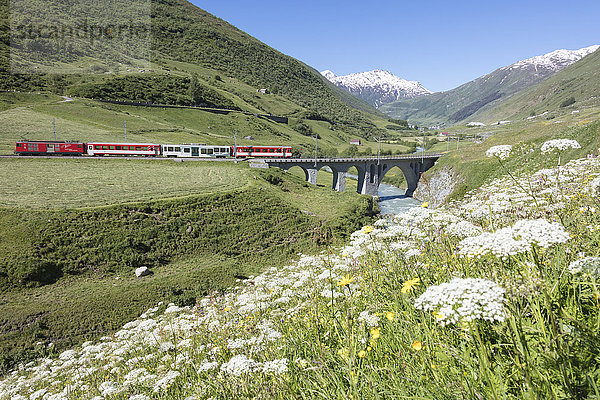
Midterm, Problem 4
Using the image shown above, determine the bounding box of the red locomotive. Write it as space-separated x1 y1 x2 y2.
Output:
15 141 85 156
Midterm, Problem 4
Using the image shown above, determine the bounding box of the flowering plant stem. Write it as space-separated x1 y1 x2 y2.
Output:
496 157 541 208
471 323 502 400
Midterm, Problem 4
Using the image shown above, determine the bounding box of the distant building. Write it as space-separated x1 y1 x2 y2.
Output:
350 139 361 145
257 89 270 94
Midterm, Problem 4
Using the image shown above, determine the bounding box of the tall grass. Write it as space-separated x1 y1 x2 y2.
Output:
2 145 600 399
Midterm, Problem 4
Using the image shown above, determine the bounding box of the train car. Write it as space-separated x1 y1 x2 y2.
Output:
87 142 161 157
232 145 292 158
162 144 230 158
15 141 86 156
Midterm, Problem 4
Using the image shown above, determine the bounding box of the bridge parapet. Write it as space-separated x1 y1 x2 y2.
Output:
264 153 442 196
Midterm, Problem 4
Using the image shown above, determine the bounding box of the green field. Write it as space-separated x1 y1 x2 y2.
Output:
0 158 247 209
0 161 378 373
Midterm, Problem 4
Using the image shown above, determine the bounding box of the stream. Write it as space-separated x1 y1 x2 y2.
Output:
377 182 422 215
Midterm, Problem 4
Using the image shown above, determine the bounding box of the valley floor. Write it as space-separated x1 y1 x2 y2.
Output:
2 144 600 399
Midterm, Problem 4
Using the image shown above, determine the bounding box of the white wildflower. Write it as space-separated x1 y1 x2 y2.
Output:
99 381 122 396
541 139 581 153
357 310 380 327
153 370 181 392
129 395 150 400
198 360 219 372
414 278 506 326
511 219 570 248
568 257 600 277
445 220 483 238
458 228 530 259
404 248 422 258
220 355 258 376
486 145 512 160
261 358 289 375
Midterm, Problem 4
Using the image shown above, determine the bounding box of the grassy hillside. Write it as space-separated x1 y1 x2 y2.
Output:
380 49 600 127
0 92 414 157
1 0 381 126
0 162 377 373
417 107 600 202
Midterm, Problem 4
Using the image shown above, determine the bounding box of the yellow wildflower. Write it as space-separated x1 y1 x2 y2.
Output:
401 277 421 294
338 347 349 360
362 225 374 234
412 341 423 351
337 275 355 287
421 201 429 208
358 350 366 358
386 312 395 321
371 328 381 340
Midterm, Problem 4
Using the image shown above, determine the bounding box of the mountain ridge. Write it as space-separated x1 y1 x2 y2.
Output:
379 45 599 126
321 69 431 108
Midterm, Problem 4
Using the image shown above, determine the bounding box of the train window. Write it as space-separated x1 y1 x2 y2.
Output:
109 146 115 150
201 148 207 154
95 145 100 150
102 145 108 150
167 146 173 152
175 147 180 152
142 147 148 151
77 144 82 148
136 147 141 151
207 149 213 154
184 148 190 153
116 146 121 150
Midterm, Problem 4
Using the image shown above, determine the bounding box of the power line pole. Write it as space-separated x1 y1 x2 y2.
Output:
53 117 56 141
234 129 238 163
457 135 460 150
377 135 381 165
124 121 127 142
314 135 318 168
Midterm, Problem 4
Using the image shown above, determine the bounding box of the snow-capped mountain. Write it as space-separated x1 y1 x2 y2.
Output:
321 69 431 108
504 45 600 72
380 44 600 126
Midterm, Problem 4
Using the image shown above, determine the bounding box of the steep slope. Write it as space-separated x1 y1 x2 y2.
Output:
322 69 431 107
380 45 599 126
473 47 600 122
0 0 379 124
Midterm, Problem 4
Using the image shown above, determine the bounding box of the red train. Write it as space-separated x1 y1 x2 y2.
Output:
14 141 292 158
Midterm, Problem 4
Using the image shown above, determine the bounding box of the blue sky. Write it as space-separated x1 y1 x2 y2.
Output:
193 0 599 92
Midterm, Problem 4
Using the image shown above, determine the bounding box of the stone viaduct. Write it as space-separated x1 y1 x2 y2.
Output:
264 154 441 196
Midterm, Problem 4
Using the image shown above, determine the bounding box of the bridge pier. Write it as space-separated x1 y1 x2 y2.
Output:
306 168 317 186
332 168 346 192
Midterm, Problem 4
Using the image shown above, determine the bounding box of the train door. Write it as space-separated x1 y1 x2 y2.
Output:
192 147 199 157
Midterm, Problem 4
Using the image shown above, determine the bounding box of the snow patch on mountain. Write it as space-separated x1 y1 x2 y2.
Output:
504 45 599 72
321 69 431 107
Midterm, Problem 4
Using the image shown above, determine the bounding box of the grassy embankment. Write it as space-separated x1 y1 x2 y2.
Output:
417 107 600 201
0 158 377 373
